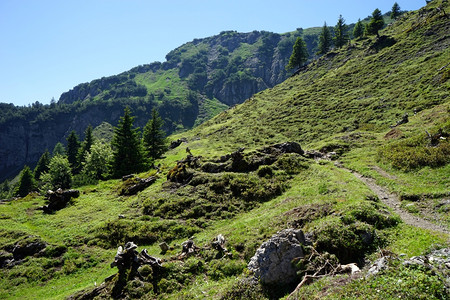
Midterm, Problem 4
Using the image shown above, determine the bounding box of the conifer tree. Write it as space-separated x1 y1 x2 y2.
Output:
111 107 145 177
143 109 168 161
34 150 50 180
368 8 385 37
52 142 66 157
391 2 401 20
66 130 80 174
286 37 309 70
77 125 94 170
334 15 348 48
17 166 35 197
353 19 364 39
317 22 333 55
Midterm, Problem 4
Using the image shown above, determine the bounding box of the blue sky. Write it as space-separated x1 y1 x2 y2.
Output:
0 0 426 106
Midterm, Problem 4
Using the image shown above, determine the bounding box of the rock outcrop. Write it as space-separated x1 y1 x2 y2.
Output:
248 228 306 285
40 189 80 213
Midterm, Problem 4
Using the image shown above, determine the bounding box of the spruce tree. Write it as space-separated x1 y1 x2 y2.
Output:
353 19 364 39
317 22 333 55
66 130 80 174
334 15 348 48
368 9 385 37
391 2 401 20
77 125 94 169
286 37 309 70
52 142 66 157
143 109 167 161
111 107 145 177
34 150 50 181
17 166 35 197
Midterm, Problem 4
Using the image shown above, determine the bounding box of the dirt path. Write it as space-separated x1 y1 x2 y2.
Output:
338 165 449 235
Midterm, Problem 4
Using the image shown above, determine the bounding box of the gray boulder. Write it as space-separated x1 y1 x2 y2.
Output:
248 228 306 285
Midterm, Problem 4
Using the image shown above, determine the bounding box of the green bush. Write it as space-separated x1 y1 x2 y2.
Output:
274 153 309 174
341 201 400 229
378 124 450 171
312 217 386 263
208 259 247 280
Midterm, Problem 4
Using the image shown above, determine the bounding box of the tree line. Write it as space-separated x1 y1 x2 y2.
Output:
286 3 403 70
8 108 167 198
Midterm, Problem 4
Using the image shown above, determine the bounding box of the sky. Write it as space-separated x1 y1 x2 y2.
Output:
0 0 426 106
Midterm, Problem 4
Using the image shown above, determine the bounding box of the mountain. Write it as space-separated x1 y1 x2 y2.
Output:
0 1 449 298
0 27 327 182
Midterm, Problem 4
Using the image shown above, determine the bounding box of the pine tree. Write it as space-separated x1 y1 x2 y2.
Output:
17 166 35 197
286 37 309 70
77 125 94 170
391 2 401 20
66 130 80 174
52 142 66 157
317 22 333 55
334 15 348 48
353 19 364 39
111 107 145 177
34 150 50 181
143 109 168 161
368 9 385 37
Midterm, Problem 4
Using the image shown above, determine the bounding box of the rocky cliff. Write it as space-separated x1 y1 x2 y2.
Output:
0 28 322 181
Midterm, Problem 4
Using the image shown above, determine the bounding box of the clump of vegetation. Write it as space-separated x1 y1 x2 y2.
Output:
377 122 450 171
309 201 400 264
91 219 201 248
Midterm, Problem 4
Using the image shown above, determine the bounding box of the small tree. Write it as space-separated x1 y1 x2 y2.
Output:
111 107 146 178
34 150 51 181
66 130 80 174
82 141 113 180
317 22 333 55
77 125 94 171
286 37 309 70
367 8 385 37
52 142 66 157
17 166 35 197
334 15 348 48
143 109 168 161
391 2 401 20
353 19 364 39
48 155 73 189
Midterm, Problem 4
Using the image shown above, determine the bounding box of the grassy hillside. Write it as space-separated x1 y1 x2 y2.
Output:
0 1 449 299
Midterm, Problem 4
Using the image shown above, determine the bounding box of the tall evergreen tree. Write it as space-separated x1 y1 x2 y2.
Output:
391 2 401 20
111 107 145 177
334 15 348 48
353 19 364 39
17 166 35 197
286 37 309 70
143 109 168 161
66 130 80 174
368 8 385 37
34 150 50 181
317 22 333 55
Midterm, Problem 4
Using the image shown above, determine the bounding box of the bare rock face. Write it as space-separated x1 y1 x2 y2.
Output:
248 229 306 285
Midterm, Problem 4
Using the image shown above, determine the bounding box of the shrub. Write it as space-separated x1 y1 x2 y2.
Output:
377 124 450 171
208 259 246 280
274 153 309 174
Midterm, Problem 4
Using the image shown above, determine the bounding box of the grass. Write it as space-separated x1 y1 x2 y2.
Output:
1 1 449 299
